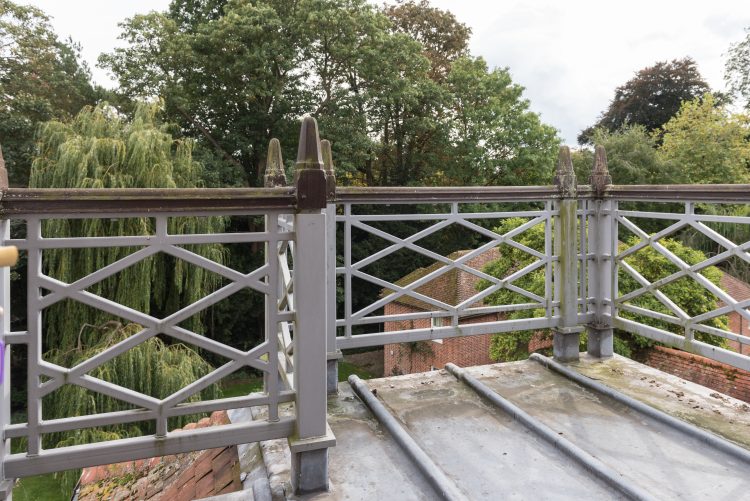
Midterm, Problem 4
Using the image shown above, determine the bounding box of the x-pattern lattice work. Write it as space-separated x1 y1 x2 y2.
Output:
615 202 750 363
335 201 560 347
8 212 295 449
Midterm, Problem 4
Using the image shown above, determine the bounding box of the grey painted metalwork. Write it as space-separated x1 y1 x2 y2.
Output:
586 147 614 358
289 117 335 494
552 147 582 361
0 219 12 500
4 211 296 478
335 200 560 350
612 199 750 372
445 363 657 501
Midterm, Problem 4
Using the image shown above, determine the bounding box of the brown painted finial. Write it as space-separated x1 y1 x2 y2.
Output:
554 146 576 197
589 145 611 196
321 139 336 202
263 138 287 188
294 116 327 210
0 144 8 191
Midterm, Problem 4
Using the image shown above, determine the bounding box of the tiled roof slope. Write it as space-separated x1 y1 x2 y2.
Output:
383 248 501 311
77 411 241 501
719 273 750 304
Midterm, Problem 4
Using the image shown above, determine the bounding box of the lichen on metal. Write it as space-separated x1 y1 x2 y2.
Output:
263 138 287 188
553 146 576 197
589 145 612 196
0 144 8 192
321 139 336 201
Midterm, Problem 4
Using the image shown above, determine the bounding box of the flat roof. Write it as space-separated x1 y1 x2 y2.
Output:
311 354 750 500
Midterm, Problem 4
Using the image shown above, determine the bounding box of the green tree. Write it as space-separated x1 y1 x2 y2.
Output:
579 58 711 144
443 57 559 186
618 236 728 350
100 0 559 188
478 219 728 361
29 101 224 493
658 94 750 184
572 125 675 185
384 0 471 82
0 0 98 186
31 101 225 349
725 27 750 108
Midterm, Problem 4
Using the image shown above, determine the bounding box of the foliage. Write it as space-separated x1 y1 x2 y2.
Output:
658 94 750 184
30 101 226 349
476 218 548 361
579 58 711 144
478 220 729 361
100 0 559 187
385 0 471 82
43 322 219 493
572 125 677 185
441 57 559 186
618 236 728 349
725 27 750 108
0 0 98 186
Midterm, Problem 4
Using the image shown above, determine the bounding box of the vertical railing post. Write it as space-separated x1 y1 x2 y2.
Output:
321 140 341 394
553 146 583 362
0 146 13 500
264 138 288 401
290 117 335 494
587 145 614 358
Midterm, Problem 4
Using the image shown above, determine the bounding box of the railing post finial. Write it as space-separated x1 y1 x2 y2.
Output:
321 139 336 202
295 116 327 210
264 138 287 188
0 144 8 192
589 145 611 196
554 146 576 197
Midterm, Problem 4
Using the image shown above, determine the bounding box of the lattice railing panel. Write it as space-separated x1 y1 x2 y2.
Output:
334 200 572 349
1 210 296 477
614 201 750 371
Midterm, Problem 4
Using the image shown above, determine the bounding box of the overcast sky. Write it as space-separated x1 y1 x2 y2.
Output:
23 0 750 144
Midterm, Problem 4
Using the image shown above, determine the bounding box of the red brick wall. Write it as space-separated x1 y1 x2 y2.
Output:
383 302 496 375
644 346 750 403
727 312 750 356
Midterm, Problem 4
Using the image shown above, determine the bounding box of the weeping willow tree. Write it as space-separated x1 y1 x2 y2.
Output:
28 102 226 489
31 101 225 345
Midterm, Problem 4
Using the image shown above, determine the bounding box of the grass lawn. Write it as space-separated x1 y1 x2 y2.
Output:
13 474 68 501
220 376 264 398
338 360 374 381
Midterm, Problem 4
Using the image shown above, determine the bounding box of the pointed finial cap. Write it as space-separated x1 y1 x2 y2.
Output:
263 138 287 188
321 139 336 201
295 116 324 171
589 145 611 196
294 116 327 210
0 144 8 190
554 146 576 197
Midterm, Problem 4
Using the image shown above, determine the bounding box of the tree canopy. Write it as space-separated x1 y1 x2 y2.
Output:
31 101 225 349
725 27 750 108
0 0 98 186
579 58 711 144
658 94 750 184
99 0 560 187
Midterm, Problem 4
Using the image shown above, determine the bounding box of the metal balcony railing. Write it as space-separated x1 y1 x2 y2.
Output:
1 120 750 498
